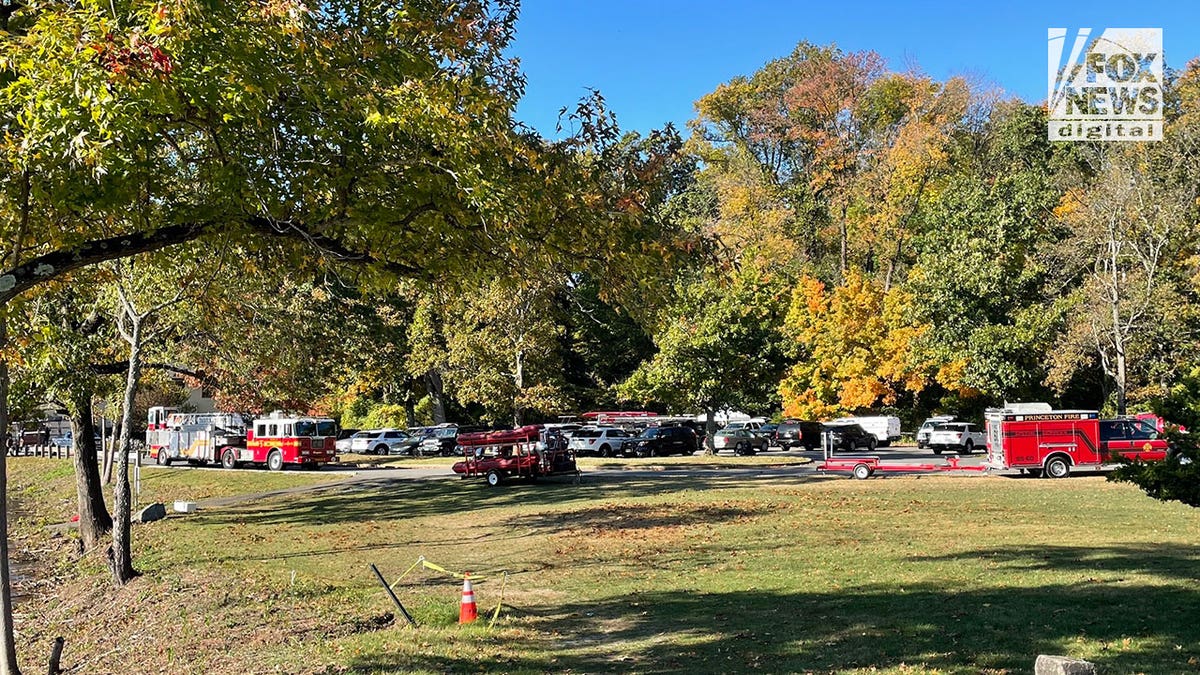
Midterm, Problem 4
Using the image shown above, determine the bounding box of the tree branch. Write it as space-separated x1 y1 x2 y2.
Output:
0 207 442 307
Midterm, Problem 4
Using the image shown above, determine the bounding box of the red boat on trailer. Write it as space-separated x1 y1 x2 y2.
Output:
452 425 580 486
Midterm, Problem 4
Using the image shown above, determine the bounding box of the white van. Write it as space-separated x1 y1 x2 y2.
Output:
834 416 902 447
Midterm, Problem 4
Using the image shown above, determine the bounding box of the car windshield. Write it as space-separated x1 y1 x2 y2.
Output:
316 420 337 436
639 428 659 438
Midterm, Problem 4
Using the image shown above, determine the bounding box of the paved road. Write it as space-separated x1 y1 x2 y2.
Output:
145 444 993 511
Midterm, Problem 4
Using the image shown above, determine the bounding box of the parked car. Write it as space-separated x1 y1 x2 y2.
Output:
388 429 428 456
334 428 361 453
628 426 698 457
568 427 631 457
916 416 955 449
712 428 769 455
833 415 902 446
348 429 409 455
823 422 877 452
722 418 767 433
928 422 985 455
417 425 461 456
757 423 779 447
775 420 823 451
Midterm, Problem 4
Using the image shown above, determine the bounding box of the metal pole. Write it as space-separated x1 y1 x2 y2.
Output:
370 564 417 627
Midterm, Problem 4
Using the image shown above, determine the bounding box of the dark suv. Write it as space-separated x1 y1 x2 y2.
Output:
823 423 877 452
628 426 698 457
776 420 823 451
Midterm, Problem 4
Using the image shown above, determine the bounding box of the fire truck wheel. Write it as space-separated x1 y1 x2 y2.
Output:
267 450 284 472
852 463 872 480
221 449 239 470
486 470 502 487
157 451 170 467
1045 456 1070 479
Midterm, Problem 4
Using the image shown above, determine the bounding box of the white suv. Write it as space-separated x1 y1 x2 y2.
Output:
928 422 985 455
567 427 630 457
348 429 408 455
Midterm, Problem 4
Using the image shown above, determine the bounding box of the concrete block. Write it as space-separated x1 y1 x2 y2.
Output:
135 503 167 523
1035 655 1097 675
173 501 197 514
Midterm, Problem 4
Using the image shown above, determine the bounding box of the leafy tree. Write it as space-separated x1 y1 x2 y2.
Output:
778 269 934 419
620 271 784 452
1045 145 1196 415
1110 429 1200 507
444 274 569 426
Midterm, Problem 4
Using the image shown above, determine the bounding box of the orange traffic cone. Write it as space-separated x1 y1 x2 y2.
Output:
459 573 478 624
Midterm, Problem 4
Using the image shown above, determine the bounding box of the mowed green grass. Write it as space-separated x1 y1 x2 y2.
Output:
11 461 1200 674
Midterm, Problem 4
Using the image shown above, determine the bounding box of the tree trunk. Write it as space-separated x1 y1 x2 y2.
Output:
512 349 524 428
839 204 849 275
703 408 717 456
107 325 141 586
0 312 22 675
100 413 114 485
402 384 416 427
1109 233 1128 416
424 370 446 425
69 394 112 550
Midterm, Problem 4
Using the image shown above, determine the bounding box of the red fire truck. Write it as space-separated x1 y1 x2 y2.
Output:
147 407 248 467
985 403 1170 478
148 407 337 471
241 411 338 471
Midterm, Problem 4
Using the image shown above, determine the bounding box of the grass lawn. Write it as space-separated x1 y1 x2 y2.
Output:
8 460 1200 674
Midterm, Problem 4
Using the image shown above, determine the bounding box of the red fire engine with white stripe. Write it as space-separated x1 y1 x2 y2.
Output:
147 407 337 470
985 402 1169 478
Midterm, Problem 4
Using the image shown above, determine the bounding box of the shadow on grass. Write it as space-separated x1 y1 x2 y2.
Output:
187 474 798 565
193 472 820 529
340 570 1200 673
910 543 1200 581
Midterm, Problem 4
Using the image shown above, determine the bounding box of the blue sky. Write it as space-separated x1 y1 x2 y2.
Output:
508 1 1200 136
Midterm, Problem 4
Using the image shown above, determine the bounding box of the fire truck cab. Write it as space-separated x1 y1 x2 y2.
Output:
241 411 338 471
985 403 1169 478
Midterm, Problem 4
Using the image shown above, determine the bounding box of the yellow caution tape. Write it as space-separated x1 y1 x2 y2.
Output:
421 559 490 582
488 572 508 628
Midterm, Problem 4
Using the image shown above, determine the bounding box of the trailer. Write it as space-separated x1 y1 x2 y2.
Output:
816 432 987 479
452 425 579 486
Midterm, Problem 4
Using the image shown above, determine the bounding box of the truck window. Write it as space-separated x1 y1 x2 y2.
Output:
1099 421 1125 440
256 424 266 437
284 424 293 436
1132 420 1159 440
269 424 278 437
